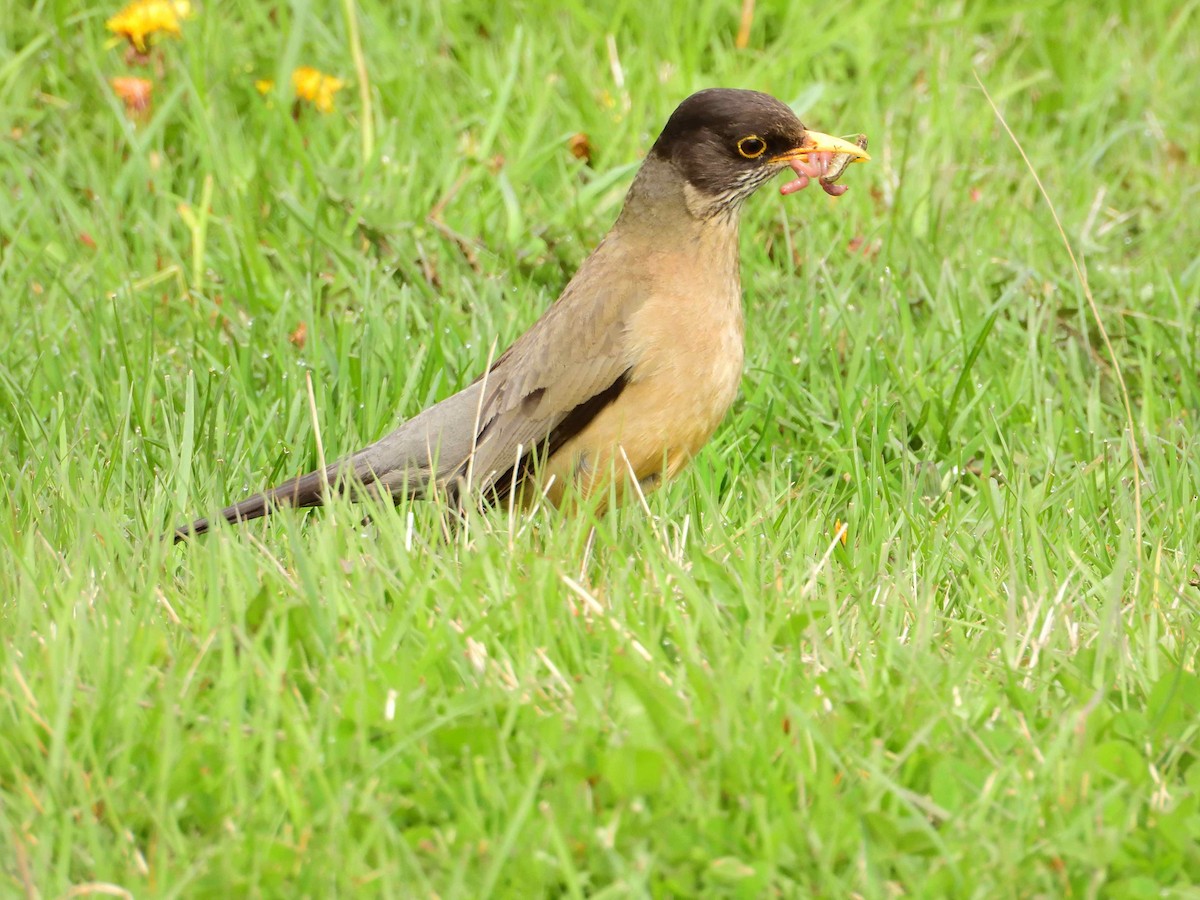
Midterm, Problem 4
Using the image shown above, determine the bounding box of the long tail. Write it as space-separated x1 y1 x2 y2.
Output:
171 381 487 543
173 462 361 543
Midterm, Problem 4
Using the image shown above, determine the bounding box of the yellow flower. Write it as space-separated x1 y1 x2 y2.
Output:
254 79 275 95
291 66 344 114
106 0 192 52
833 519 848 546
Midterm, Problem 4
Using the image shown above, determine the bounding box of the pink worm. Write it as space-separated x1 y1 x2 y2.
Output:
779 152 849 197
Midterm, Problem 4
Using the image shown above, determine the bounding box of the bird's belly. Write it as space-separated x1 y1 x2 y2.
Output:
542 290 745 508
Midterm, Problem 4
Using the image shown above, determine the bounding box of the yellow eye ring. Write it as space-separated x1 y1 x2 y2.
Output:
737 135 767 159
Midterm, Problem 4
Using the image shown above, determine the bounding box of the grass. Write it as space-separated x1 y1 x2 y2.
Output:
2 0 1199 895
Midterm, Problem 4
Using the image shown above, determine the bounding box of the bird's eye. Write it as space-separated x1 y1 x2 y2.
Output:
736 135 767 159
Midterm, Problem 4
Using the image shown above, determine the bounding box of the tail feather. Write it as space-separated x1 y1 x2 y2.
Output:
171 380 486 543
173 464 356 543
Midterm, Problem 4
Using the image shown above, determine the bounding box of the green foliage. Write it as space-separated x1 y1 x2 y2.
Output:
1 0 1198 895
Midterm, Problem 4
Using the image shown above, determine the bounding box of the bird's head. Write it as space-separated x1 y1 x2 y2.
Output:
648 88 870 213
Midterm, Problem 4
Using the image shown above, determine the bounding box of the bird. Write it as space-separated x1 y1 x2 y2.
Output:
174 88 869 542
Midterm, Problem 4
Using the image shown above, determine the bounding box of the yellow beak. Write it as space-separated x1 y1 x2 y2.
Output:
772 130 871 164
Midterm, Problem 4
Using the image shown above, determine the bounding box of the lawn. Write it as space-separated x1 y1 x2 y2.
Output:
2 0 1199 895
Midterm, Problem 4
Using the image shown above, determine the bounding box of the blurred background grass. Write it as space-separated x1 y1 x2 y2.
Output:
1 0 1199 895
